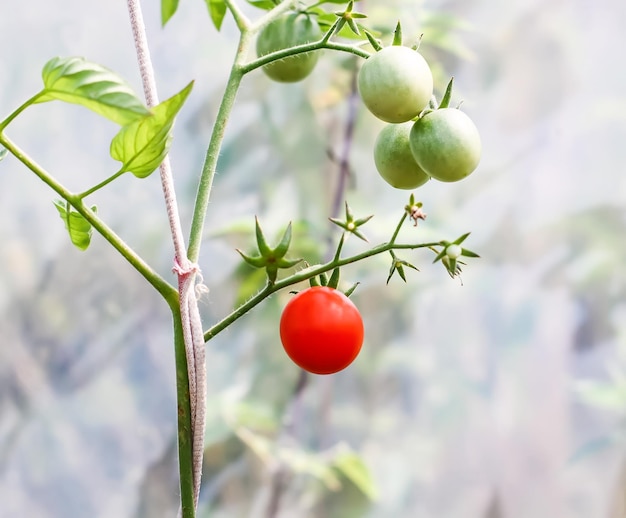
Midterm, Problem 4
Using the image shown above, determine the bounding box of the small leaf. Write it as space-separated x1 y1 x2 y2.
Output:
346 17 361 36
0 147 7 162
438 77 454 109
461 249 480 258
255 217 273 257
273 222 293 258
110 81 193 178
328 267 340 289
344 282 359 298
54 200 96 251
205 0 227 31
364 30 383 51
452 232 471 245
161 0 179 25
317 12 370 41
236 249 266 268
333 450 379 501
392 20 402 46
37 57 150 126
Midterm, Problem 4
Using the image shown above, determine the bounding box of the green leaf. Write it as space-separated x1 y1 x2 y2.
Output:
54 200 96 251
205 0 227 31
333 450 379 501
0 147 7 162
36 57 150 126
161 0 179 25
110 81 193 178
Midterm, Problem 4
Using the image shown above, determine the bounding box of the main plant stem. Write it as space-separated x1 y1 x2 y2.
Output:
187 57 246 263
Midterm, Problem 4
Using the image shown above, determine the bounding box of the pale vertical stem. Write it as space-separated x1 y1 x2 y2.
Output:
125 1 205 516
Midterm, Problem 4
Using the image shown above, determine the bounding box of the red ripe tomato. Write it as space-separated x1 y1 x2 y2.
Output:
279 286 364 375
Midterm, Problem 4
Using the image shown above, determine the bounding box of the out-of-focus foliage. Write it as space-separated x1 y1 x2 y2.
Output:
2 1 626 518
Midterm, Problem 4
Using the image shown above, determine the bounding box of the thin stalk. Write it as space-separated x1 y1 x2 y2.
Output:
0 133 177 304
203 239 440 341
241 40 370 75
389 212 408 244
0 92 44 131
77 168 126 199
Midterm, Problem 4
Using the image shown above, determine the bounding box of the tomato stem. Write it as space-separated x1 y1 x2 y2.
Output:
203 236 441 342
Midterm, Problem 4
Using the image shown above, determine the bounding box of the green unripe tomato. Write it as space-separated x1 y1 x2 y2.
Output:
256 12 322 83
409 108 481 182
357 46 433 123
373 122 430 189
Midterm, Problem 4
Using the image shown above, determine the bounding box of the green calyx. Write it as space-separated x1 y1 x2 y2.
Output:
333 0 367 37
330 201 373 242
387 250 418 284
432 232 480 279
307 265 360 298
237 217 302 283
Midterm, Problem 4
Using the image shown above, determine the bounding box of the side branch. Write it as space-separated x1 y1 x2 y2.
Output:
203 239 440 342
241 40 370 76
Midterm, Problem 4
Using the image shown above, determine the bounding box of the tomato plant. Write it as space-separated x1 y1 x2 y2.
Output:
409 108 482 182
1 2 484 514
255 11 322 83
374 121 430 189
357 45 433 123
279 286 364 375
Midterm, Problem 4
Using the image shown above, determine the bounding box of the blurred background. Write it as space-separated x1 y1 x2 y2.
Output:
1 0 626 517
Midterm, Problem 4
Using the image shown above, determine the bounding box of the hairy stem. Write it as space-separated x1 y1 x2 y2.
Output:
204 238 440 342
187 60 245 263
241 40 369 75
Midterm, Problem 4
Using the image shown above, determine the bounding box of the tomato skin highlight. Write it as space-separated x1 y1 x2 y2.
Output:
256 12 322 83
279 287 364 375
409 108 482 182
357 46 433 123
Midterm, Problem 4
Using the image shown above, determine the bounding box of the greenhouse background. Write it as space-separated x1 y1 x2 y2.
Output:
1 0 625 517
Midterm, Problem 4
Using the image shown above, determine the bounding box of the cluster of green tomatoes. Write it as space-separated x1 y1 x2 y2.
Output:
256 10 482 191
